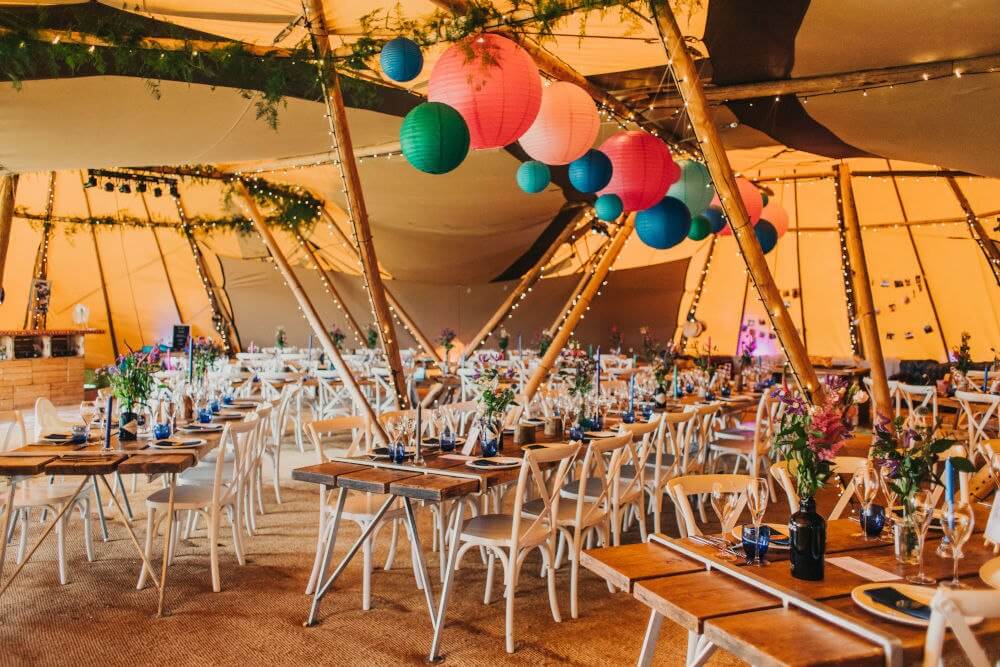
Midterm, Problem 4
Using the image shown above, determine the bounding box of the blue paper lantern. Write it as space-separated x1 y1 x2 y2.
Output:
703 206 727 234
517 161 551 194
568 149 613 193
755 219 779 254
380 37 423 83
594 194 623 221
667 160 715 215
635 196 691 249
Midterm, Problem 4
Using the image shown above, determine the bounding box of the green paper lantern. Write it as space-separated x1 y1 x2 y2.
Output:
400 102 470 175
516 160 551 193
667 160 715 215
688 215 711 241
761 192 770 207
594 194 623 221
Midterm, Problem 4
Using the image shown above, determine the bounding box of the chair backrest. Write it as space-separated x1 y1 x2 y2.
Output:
33 397 72 441
923 589 1000 667
955 390 1000 461
667 473 751 537
662 409 697 478
864 377 902 418
567 433 634 528
306 415 371 462
897 383 938 429
0 410 26 452
770 456 868 519
213 417 260 506
689 402 722 471
507 442 580 546
619 413 663 481
748 390 786 478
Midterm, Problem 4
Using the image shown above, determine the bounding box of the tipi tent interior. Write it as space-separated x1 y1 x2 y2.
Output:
1 0 1000 664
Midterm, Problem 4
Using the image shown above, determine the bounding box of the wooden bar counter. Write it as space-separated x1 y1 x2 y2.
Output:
0 327 103 410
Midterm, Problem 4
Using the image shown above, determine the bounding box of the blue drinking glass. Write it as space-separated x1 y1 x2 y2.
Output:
480 436 500 458
210 399 221 415
720 386 732 398
222 394 234 406
440 430 456 453
153 422 171 440
198 408 212 424
390 441 406 463
621 410 635 424
685 383 694 395
568 425 585 441
742 525 772 565
860 503 886 538
71 425 89 444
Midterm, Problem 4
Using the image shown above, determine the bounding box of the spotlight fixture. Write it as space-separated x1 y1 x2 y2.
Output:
136 182 147 193
104 182 114 192
153 187 163 198
84 175 97 188
119 183 131 194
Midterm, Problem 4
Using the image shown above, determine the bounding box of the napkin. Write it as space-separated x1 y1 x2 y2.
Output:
863 587 931 621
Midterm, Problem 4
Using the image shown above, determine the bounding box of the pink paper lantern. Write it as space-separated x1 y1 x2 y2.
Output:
712 177 763 235
598 131 680 212
517 81 599 165
762 199 789 236
428 34 542 150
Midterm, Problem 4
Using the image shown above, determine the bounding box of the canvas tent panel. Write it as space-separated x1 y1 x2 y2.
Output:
0 221 43 329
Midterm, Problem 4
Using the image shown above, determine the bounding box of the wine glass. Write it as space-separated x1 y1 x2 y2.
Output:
878 462 899 543
906 490 938 585
79 400 97 431
940 501 975 589
710 482 743 560
746 478 770 566
851 464 879 539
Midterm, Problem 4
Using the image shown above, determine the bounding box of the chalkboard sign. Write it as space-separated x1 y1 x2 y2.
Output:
171 325 191 352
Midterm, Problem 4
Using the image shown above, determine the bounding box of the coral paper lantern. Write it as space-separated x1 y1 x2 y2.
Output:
761 199 789 236
516 160 550 194
380 37 423 83
428 34 542 150
594 194 623 221
635 197 691 249
399 102 470 175
711 177 763 235
517 81 599 165
667 160 715 215
598 131 680 212
755 219 779 254
568 149 613 193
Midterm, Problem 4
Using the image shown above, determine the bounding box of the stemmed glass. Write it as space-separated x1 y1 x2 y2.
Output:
851 463 879 539
878 462 899 543
745 477 770 566
79 400 97 432
906 490 938 585
710 482 743 560
940 501 975 589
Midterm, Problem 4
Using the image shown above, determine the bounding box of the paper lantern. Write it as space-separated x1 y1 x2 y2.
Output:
599 131 680 212
379 37 423 83
761 199 789 236
667 160 715 215
712 177 763 235
688 215 711 241
703 206 726 234
635 196 691 249
755 219 778 254
517 81 599 165
568 149 613 193
516 160 550 194
761 192 769 207
428 34 541 149
399 102 470 175
594 194 623 221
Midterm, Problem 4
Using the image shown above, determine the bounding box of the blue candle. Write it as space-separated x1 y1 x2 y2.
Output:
103 395 113 449
944 457 955 515
186 334 193 382
307 334 313 358
517 334 522 358
629 374 635 412
595 346 601 395
984 367 989 392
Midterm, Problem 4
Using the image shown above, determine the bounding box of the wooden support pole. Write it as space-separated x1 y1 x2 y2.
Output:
235 182 389 444
522 216 635 402
545 239 607 339
836 163 892 417
649 0 821 400
295 231 367 345
947 176 1000 287
304 0 408 409
0 174 18 304
467 206 588 353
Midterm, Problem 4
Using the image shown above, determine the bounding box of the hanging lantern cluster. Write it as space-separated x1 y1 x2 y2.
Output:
693 178 789 255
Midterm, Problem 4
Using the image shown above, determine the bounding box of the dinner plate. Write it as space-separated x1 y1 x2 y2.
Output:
729 523 791 550
419 437 464 447
213 412 243 420
979 556 1000 589
149 438 207 450
180 424 224 433
466 456 521 470
584 430 618 439
851 583 983 628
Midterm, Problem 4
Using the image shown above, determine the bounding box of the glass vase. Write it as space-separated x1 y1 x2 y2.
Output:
119 409 139 441
789 496 826 581
894 506 920 565
479 416 503 458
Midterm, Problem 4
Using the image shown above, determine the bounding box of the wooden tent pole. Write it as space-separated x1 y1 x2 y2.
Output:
649 0 821 400
235 182 389 444
792 179 808 351
522 216 635 402
836 163 892 416
544 239 607 339
25 172 56 330
304 0 408 408
79 174 119 358
467 206 588 353
295 231 367 345
0 174 19 304
947 176 1000 287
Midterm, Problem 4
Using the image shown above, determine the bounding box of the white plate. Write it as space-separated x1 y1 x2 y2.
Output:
729 523 791 550
180 424 223 433
213 412 243 420
585 430 619 438
520 419 544 426
148 438 207 450
979 556 1000 589
851 583 983 628
466 456 522 470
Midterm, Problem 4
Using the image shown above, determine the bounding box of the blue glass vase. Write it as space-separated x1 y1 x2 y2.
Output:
153 423 171 440
479 417 503 457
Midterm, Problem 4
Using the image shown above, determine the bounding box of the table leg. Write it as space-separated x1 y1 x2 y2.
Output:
90 475 110 542
305 494 395 627
636 610 664 667
305 487 346 624
0 479 18 576
114 471 134 521
402 497 436 621
0 477 88 601
428 500 465 662
156 473 176 618
687 633 716 667
97 475 160 590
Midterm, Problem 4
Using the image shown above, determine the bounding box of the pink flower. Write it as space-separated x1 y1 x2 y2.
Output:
854 390 869 405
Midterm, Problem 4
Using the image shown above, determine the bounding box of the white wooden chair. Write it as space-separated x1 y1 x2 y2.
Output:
955 390 1000 464
897 382 938 428
864 377 902 418
923 589 1000 667
262 384 299 504
666 473 750 538
448 442 580 653
769 456 868 519
616 415 666 539
648 410 696 533
708 392 784 492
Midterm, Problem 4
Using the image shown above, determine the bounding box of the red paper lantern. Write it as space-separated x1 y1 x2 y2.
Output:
428 34 542 150
518 81 599 165
597 131 680 212
761 199 789 236
713 177 763 235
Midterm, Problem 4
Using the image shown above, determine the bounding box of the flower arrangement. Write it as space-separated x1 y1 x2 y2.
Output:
100 348 161 413
537 332 552 355
365 325 379 350
650 340 677 390
639 325 659 363
472 353 517 421
562 341 595 398
438 327 457 354
737 325 757 367
871 415 974 506
609 324 624 352
693 341 714 374
771 377 866 499
329 326 345 350
497 327 510 354
275 326 287 349
192 336 223 380
951 331 972 375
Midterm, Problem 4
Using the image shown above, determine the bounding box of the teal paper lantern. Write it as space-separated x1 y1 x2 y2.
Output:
516 161 551 194
688 215 711 241
594 194 623 221
761 192 770 207
380 37 423 83
703 206 727 234
635 196 691 249
568 149 613 193
667 160 715 215
755 219 779 254
400 102 470 175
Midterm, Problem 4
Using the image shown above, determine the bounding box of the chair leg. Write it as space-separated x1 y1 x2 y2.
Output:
16 508 28 563
653 488 662 535
80 499 95 562
570 531 583 619
56 512 67 585
271 450 283 505
362 536 373 611
137 507 156 590
544 542 562 624
384 519 398 571
230 503 246 567
504 551 518 654
637 499 649 542
484 550 496 604
209 511 221 592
